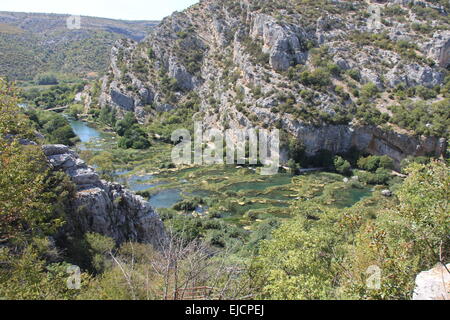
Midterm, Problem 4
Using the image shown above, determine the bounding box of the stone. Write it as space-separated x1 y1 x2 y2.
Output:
42 144 166 247
413 264 450 300
42 144 70 156
381 190 393 197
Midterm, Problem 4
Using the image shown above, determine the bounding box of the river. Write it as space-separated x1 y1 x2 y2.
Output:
68 119 372 216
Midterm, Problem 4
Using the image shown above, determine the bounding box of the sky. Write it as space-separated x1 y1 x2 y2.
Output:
0 0 200 21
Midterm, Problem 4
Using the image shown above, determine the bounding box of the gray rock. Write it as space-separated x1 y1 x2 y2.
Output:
423 31 450 68
43 144 166 247
110 89 135 111
251 14 307 71
381 190 393 197
42 144 70 156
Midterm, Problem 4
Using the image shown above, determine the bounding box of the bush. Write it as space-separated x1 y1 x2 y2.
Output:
360 83 379 99
358 168 391 185
357 155 394 172
115 113 150 150
334 156 352 176
35 73 58 85
300 68 331 88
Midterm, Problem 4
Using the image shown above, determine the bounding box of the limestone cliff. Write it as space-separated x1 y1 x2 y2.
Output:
42 144 166 247
94 0 448 164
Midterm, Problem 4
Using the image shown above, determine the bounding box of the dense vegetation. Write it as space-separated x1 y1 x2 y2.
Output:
252 160 449 299
0 12 158 81
1 0 450 301
1 78 449 300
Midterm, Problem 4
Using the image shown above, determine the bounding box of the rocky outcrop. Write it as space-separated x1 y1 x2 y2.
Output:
43 144 166 247
423 31 450 68
251 13 308 71
277 122 446 167
96 0 448 163
413 264 450 300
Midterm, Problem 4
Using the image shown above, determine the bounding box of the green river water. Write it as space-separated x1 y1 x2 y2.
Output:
69 119 373 223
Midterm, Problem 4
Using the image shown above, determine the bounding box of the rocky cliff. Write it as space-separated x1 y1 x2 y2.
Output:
42 144 165 247
94 0 448 164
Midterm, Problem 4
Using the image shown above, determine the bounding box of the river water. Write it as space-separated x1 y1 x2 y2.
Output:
68 119 184 209
68 120 372 212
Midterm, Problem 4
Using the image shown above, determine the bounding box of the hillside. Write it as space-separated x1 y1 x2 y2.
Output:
0 1 449 301
94 0 449 166
0 11 159 81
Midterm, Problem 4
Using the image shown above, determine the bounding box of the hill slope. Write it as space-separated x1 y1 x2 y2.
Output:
0 11 159 81
95 0 449 165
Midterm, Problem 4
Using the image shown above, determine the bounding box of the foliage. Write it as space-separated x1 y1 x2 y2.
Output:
357 155 394 173
35 73 58 85
0 80 73 242
334 156 352 176
25 108 79 146
253 160 449 300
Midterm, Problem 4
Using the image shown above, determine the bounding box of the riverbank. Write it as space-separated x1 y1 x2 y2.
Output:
67 119 375 232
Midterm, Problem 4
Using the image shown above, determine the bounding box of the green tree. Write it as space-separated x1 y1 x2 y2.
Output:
334 156 352 176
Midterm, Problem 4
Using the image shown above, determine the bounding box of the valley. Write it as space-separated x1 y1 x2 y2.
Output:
0 0 449 301
67 117 375 247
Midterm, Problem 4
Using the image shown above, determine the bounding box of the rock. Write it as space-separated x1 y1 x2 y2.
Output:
423 31 450 68
381 189 393 197
168 57 194 91
42 144 70 156
43 144 166 247
251 14 307 71
93 0 448 168
110 89 135 111
413 264 450 300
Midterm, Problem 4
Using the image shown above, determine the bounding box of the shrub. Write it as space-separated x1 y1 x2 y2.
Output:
334 156 352 176
35 73 58 85
357 155 394 172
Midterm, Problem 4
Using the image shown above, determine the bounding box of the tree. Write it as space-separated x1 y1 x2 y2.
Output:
334 156 352 176
35 73 58 85
341 161 450 299
91 152 116 181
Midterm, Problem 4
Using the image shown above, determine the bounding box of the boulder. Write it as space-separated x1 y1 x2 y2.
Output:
413 264 450 300
43 144 166 247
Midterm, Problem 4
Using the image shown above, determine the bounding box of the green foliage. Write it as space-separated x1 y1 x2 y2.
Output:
173 198 205 212
389 99 450 137
0 245 89 300
98 105 117 127
334 156 352 176
360 83 379 99
25 108 79 146
357 155 394 172
346 69 361 82
91 152 116 181
115 113 150 150
22 83 83 110
0 80 73 242
253 160 449 300
35 73 58 85
300 68 332 89
0 13 156 81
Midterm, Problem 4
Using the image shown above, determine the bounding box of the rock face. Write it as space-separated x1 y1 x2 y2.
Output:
251 13 308 71
93 0 448 163
42 145 166 247
413 264 450 300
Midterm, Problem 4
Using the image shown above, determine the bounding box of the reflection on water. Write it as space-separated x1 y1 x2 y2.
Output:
149 189 182 209
68 119 101 143
68 120 373 213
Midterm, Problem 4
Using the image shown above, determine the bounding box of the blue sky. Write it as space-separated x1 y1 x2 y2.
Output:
0 0 200 21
